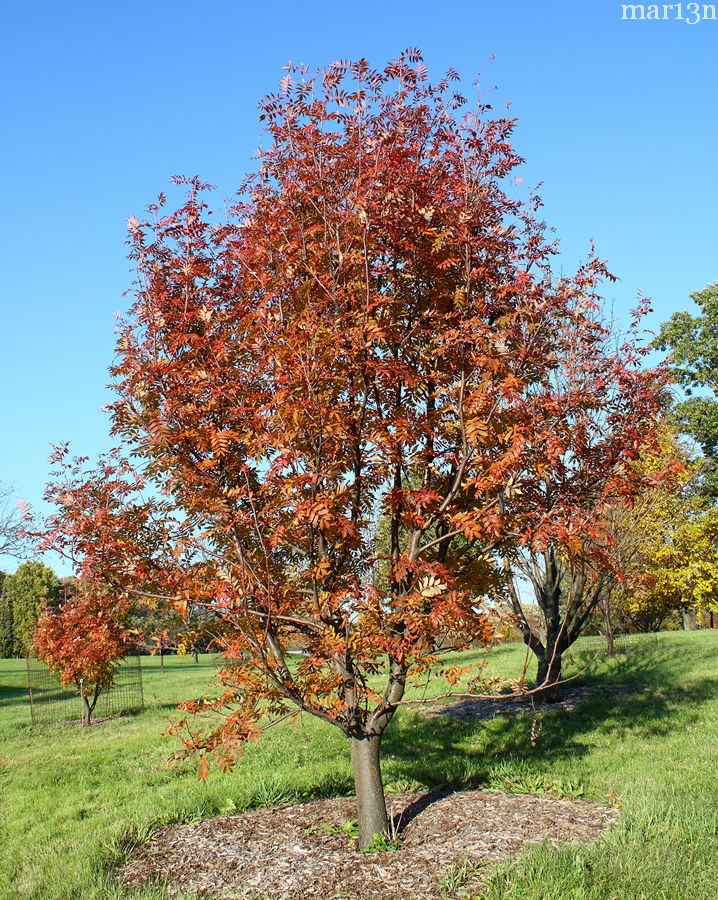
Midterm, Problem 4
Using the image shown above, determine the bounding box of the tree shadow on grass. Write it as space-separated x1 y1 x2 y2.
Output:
0 684 28 706
383 648 718 792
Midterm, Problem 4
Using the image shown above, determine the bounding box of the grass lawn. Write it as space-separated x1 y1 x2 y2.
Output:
1 632 717 899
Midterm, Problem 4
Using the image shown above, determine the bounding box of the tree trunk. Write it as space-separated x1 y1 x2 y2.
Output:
79 681 99 726
602 600 615 657
80 690 91 726
535 649 563 703
682 608 698 631
350 734 388 848
192 650 199 663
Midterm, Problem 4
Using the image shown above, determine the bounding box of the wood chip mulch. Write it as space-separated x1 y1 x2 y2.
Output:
120 789 618 899
48 715 117 728
426 684 632 721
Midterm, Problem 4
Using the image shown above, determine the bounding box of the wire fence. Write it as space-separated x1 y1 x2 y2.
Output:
26 653 144 726
564 632 659 672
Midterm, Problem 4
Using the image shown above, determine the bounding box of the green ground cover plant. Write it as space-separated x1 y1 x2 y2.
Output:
1 631 717 899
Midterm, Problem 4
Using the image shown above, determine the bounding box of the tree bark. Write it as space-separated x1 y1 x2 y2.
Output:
350 734 388 848
80 681 100 726
682 608 698 631
602 599 615 657
535 647 563 703
81 692 91 727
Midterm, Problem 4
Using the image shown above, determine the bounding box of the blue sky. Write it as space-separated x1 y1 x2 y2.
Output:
1 0 716 574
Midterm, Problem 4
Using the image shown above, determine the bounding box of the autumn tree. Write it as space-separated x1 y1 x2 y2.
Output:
593 429 697 634
651 281 718 625
37 52 659 844
34 584 128 725
501 301 666 697
621 506 718 631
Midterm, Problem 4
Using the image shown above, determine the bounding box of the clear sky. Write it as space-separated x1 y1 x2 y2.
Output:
1 0 716 574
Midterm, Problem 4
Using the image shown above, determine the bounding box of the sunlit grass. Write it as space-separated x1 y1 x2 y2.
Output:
1 631 717 899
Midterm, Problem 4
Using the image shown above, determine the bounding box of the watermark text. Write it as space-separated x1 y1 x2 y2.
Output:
621 3 717 22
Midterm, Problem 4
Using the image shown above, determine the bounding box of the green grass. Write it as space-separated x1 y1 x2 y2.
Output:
1 632 717 899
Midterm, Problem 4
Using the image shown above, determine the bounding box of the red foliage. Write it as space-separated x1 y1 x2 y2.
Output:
34 586 128 721
35 51 666 835
518 293 669 572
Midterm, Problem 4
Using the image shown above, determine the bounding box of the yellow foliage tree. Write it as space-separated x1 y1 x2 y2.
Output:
626 507 718 629
610 429 718 631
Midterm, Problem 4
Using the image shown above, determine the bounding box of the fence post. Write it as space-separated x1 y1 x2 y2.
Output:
26 655 36 725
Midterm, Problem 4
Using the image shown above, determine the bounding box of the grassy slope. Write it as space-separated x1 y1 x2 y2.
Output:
0 632 716 900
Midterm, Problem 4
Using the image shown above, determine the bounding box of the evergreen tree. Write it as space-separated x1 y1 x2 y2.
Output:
4 562 60 656
0 571 12 658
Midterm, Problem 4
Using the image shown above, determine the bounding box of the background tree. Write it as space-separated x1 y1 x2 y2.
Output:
0 482 28 560
37 52 656 845
0 570 11 657
34 585 128 725
3 561 60 657
596 429 699 633
651 282 718 627
653 281 718 497
622 506 718 631
501 302 666 697
127 599 215 667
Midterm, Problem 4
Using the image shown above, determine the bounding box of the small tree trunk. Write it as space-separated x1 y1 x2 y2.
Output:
79 681 100 726
350 734 388 848
80 690 91 726
81 694 91 726
682 608 698 631
192 649 199 663
602 600 615 657
160 642 165 673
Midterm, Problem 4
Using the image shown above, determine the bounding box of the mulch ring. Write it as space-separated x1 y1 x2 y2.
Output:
120 789 619 898
426 684 632 722
48 716 117 728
